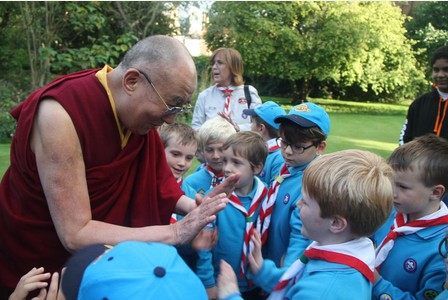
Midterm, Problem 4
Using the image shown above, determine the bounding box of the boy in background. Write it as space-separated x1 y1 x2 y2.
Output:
159 123 215 298
217 150 393 300
243 101 286 185
213 131 268 300
374 134 448 299
185 116 236 196
257 102 330 268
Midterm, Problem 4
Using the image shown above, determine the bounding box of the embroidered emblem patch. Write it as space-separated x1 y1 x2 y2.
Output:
238 97 247 104
241 112 248 119
283 193 290 204
379 294 392 300
423 289 438 300
293 103 311 113
403 258 417 273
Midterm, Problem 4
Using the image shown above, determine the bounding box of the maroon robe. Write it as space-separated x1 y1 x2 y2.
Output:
0 69 183 293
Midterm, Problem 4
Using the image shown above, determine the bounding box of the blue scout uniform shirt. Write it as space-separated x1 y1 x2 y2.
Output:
370 207 397 248
175 181 215 288
373 224 448 299
212 177 268 293
223 243 373 300
264 163 312 267
184 167 214 196
258 139 284 186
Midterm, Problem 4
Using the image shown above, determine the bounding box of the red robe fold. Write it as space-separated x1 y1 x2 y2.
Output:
0 69 183 293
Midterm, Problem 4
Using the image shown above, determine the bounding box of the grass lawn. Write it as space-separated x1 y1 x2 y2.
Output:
0 98 409 180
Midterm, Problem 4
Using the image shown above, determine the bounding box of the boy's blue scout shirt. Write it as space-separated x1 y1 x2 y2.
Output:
264 163 312 268
373 223 448 300
212 177 268 293
184 166 214 196
258 142 284 186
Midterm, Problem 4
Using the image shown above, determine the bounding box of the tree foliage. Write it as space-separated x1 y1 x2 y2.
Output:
405 2 448 75
205 1 425 102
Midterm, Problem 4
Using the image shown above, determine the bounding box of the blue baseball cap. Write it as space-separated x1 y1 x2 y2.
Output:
274 102 330 135
63 241 208 300
243 101 286 130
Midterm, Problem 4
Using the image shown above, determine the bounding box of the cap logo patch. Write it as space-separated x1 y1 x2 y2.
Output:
293 104 311 113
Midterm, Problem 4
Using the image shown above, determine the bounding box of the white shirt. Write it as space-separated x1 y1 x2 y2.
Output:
191 84 262 131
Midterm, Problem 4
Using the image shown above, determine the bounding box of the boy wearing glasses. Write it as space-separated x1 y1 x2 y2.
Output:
257 102 330 268
373 134 448 299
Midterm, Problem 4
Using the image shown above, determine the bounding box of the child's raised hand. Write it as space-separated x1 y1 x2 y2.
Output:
248 230 264 275
9 267 51 300
217 260 240 299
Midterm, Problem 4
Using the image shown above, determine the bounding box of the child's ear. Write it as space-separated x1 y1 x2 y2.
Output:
253 163 264 175
430 184 446 201
329 215 348 234
315 141 327 155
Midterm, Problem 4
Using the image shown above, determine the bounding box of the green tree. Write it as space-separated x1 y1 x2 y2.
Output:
205 1 425 103
406 2 448 75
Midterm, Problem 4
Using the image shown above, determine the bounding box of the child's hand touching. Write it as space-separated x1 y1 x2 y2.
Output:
9 267 51 300
248 230 264 275
217 260 240 299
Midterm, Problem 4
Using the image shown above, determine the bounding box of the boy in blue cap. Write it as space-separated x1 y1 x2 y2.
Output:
243 101 286 186
256 102 331 268
62 241 208 300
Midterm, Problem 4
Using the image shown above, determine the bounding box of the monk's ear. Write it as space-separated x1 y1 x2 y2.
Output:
122 69 141 94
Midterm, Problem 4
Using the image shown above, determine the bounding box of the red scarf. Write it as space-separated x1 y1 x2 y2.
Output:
228 177 268 278
257 164 290 244
375 203 448 269
217 84 234 116
206 164 224 189
269 238 374 300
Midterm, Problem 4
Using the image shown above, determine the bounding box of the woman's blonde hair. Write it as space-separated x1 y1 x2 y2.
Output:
210 48 244 86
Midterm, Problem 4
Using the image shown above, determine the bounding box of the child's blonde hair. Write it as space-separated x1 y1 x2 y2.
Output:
198 116 237 150
388 134 448 191
303 150 393 237
159 123 198 149
223 131 268 171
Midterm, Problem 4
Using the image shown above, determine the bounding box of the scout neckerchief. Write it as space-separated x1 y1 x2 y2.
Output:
266 138 280 153
206 164 224 188
257 164 291 245
269 238 375 300
217 84 235 117
433 83 448 137
375 202 448 269
170 177 184 224
228 177 268 278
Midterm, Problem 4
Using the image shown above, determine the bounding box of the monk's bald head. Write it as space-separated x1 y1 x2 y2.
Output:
120 35 197 84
